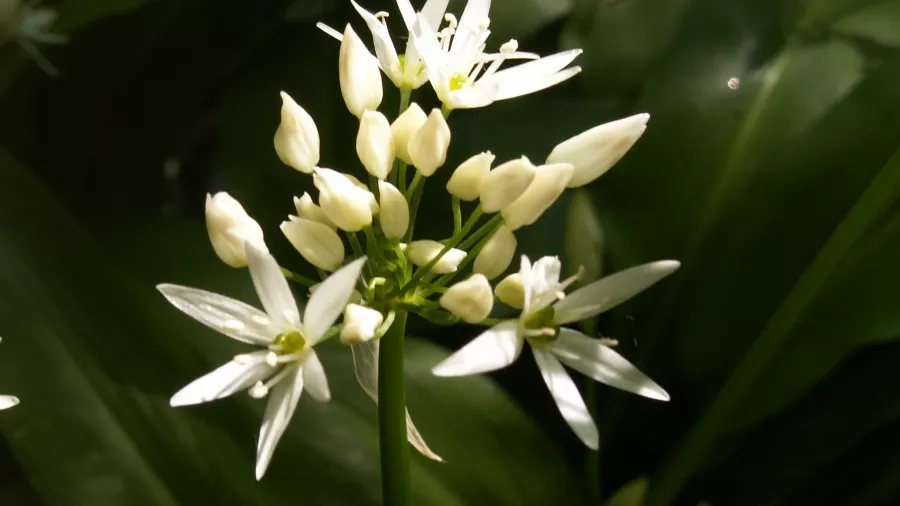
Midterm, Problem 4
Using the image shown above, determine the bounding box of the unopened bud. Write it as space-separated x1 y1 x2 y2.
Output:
405 240 466 274
473 225 516 279
313 168 375 232
501 162 574 230
391 103 427 164
280 216 345 271
205 192 266 268
378 180 409 239
546 113 649 188
407 109 451 176
494 273 525 309
357 110 395 180
340 24 383 117
440 274 494 323
446 152 494 201
294 193 335 229
340 304 385 344
274 91 320 173
479 156 536 213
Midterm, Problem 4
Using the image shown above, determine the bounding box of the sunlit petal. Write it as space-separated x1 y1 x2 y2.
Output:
301 351 330 402
532 347 598 449
246 242 301 327
256 365 303 480
303 257 367 343
432 320 524 376
170 354 271 407
157 284 274 344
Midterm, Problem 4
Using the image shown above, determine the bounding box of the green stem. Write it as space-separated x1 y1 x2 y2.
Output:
431 218 503 288
398 87 411 115
404 174 426 242
452 197 462 234
400 207 483 294
646 146 900 506
315 268 328 280
280 268 317 287
458 213 502 251
398 161 409 194
348 232 366 259
378 310 409 506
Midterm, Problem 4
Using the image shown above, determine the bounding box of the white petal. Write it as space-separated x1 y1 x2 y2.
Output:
551 329 669 401
531 256 561 298
256 365 304 480
350 0 402 82
482 49 583 97
448 83 500 109
519 255 534 314
0 395 20 410
303 257 367 343
421 0 451 31
246 242 300 328
554 260 680 324
156 284 274 344
411 14 450 99
316 22 343 41
494 65 582 101
449 0 492 61
351 341 443 461
532 347 598 449
170 354 271 407
432 320 524 376
301 351 330 402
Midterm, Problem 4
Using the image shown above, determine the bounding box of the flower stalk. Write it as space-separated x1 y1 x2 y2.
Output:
378 310 410 506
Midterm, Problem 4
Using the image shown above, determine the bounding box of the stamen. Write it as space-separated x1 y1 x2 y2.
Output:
439 28 453 52
444 13 458 30
467 60 485 82
265 352 278 367
222 319 245 332
233 353 253 365
555 291 566 301
249 381 268 399
540 327 556 337
374 11 389 19
478 40 517 81
499 39 518 53
599 338 619 347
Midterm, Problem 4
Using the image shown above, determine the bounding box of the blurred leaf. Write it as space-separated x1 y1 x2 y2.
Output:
55 0 155 32
604 476 648 506
831 0 900 47
0 149 579 505
485 0 575 42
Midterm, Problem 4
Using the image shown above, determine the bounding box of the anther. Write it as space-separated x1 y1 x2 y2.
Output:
233 354 253 365
375 11 390 19
266 352 278 367
249 382 269 399
444 13 458 30
499 39 518 53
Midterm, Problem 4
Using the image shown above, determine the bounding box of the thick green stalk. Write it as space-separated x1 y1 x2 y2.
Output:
378 310 409 506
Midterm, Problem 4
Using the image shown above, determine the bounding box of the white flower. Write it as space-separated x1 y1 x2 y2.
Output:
157 243 366 479
432 255 678 449
404 240 466 273
339 24 383 117
317 0 449 89
280 216 345 271
313 168 376 232
378 180 409 239
501 162 573 230
546 113 650 188
407 108 451 176
274 91 320 173
440 274 493 323
293 193 335 229
205 192 266 268
357 110 395 179
0 337 19 410
340 304 384 344
391 102 427 163
446 151 493 201
410 0 583 110
473 224 516 279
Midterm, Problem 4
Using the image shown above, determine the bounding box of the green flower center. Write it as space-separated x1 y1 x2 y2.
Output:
522 305 560 344
398 54 426 77
273 330 306 353
448 73 468 91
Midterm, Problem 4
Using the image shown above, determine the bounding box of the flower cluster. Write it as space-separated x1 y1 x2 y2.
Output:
0 338 19 410
0 0 66 76
157 0 677 479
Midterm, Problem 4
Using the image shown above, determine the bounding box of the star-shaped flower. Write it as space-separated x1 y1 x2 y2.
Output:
158 243 366 479
432 255 678 448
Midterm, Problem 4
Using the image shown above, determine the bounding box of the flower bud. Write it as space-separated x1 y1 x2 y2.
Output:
313 168 375 232
340 304 385 344
357 110 395 180
339 24 383 117
501 162 574 230
494 273 525 309
407 109 451 176
273 91 320 173
440 274 494 323
473 225 516 279
280 216 345 271
205 192 266 268
294 193 335 229
391 103 427 164
378 180 409 239
479 156 536 213
405 240 466 274
546 113 649 188
446 152 494 201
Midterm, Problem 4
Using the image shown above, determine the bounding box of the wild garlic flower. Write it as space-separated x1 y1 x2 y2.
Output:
0 338 19 410
1 0 66 76
158 243 366 479
432 256 679 448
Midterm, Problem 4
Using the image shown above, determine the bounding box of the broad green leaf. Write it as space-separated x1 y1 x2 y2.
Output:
832 0 900 47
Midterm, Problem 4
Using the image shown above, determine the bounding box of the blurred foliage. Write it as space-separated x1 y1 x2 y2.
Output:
1 0 900 505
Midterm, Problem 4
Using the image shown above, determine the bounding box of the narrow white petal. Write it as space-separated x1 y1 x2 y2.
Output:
256 365 304 480
449 0 492 61
157 284 274 345
551 329 669 401
532 347 599 449
170 355 271 407
554 260 680 324
420 0 451 32
411 14 450 99
531 256 562 298
448 83 500 109
0 395 20 410
350 0 402 81
316 22 343 41
483 49 582 89
397 0 417 27
519 255 534 315
351 342 443 461
432 320 524 376
246 242 301 328
301 351 330 402
494 65 582 101
303 257 367 343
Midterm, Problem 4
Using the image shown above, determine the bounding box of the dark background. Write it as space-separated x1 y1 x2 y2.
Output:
1 0 899 505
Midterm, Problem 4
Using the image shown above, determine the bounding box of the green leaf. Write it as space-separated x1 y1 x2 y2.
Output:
832 0 900 47
0 149 579 505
